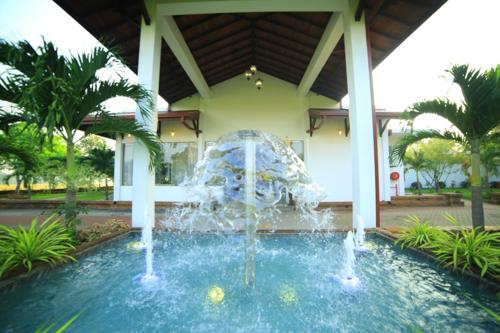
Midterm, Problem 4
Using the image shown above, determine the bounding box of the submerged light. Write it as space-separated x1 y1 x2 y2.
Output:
279 284 298 305
207 285 225 304
127 241 144 252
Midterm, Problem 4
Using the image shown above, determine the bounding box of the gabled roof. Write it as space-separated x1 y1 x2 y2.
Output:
54 0 446 103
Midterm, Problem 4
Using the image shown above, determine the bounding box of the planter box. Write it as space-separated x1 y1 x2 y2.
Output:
489 192 500 205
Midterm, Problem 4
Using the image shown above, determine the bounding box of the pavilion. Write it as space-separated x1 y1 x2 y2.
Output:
56 0 446 229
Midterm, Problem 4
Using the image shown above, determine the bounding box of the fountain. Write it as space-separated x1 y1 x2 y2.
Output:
338 231 361 292
163 130 332 286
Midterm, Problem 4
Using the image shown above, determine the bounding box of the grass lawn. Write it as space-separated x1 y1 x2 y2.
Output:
406 187 500 200
31 191 110 201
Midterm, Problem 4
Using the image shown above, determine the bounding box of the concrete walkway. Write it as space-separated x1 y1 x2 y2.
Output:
0 201 498 229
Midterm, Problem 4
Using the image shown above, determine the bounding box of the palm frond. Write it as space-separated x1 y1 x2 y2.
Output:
406 99 469 136
0 135 37 169
0 39 38 77
391 130 465 163
74 79 152 129
83 115 162 170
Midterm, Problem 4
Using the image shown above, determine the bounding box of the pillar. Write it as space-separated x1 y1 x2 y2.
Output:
343 2 377 228
113 135 122 201
132 0 161 228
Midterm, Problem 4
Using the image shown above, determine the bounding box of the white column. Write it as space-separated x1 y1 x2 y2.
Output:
132 1 162 228
343 3 377 228
113 135 122 201
381 130 392 201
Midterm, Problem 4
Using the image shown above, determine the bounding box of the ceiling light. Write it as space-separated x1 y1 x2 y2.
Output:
255 78 263 90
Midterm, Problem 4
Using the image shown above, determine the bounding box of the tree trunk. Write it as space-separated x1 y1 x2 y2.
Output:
435 177 440 193
416 171 421 195
65 141 78 228
105 178 109 200
470 139 485 231
15 175 21 194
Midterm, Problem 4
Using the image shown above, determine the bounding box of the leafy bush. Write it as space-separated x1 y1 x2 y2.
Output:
77 219 130 243
438 181 446 189
0 215 75 278
460 180 469 188
429 227 500 278
395 215 445 249
410 181 423 190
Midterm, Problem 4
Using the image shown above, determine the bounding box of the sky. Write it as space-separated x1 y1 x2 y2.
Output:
0 0 499 130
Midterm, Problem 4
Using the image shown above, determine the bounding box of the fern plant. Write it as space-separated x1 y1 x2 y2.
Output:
0 215 76 277
395 215 444 249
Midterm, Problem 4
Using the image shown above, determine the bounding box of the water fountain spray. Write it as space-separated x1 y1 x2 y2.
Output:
244 139 257 287
338 231 361 291
141 211 158 283
162 130 331 287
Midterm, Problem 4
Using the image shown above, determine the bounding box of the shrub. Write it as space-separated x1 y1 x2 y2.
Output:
0 215 75 278
395 215 445 249
410 181 423 190
429 227 500 278
438 181 446 189
77 219 130 243
460 180 469 188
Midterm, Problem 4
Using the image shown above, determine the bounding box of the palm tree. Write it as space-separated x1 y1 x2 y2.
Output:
81 146 114 200
0 39 162 228
403 149 426 195
393 64 500 230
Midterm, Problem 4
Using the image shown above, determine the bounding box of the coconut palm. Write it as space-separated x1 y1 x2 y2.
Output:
392 64 500 230
403 149 426 195
0 39 162 228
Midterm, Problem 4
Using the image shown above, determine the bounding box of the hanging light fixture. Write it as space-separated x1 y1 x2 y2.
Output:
243 65 263 90
255 78 263 90
244 70 252 80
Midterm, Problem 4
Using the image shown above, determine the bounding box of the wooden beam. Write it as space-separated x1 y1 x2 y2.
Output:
159 16 211 99
298 13 343 96
156 0 346 16
140 0 151 25
355 0 366 21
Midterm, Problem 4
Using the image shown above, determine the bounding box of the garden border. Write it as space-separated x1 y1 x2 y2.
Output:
0 230 131 293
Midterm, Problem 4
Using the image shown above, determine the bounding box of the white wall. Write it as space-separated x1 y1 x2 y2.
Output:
114 73 393 202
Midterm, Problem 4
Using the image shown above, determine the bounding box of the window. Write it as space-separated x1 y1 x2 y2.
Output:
156 142 198 185
121 143 133 186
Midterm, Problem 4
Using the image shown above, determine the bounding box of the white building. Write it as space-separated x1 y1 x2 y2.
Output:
58 0 447 229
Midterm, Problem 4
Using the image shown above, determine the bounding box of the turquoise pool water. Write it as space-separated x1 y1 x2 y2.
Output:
0 233 498 332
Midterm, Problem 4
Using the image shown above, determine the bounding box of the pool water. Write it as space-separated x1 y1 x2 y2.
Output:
0 233 498 332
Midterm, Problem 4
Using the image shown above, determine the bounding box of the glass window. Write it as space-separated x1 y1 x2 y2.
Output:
121 143 133 186
156 142 198 185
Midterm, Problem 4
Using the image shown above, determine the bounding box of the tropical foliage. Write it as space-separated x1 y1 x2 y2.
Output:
403 149 426 194
429 216 500 278
0 39 162 229
392 64 500 230
395 215 445 248
0 215 75 278
79 144 114 199
395 214 500 280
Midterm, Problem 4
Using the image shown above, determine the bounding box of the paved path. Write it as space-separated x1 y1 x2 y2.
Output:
0 200 498 229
